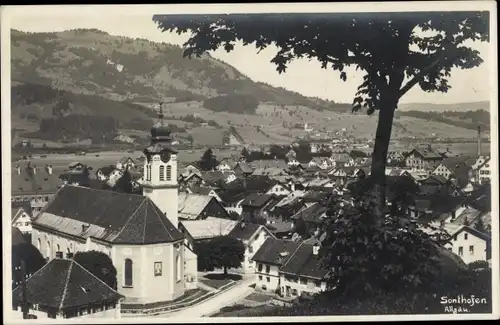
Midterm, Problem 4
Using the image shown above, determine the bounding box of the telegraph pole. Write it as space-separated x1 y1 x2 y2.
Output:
20 260 28 319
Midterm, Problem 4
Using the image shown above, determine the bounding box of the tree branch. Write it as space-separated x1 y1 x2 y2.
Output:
398 50 454 98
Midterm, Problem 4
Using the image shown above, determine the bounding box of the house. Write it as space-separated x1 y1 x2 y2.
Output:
252 238 302 292
240 193 282 223
266 222 295 240
475 158 491 184
12 258 124 319
331 153 354 167
289 201 329 232
265 181 292 196
445 226 491 265
12 201 33 234
95 165 116 181
233 161 254 177
178 193 231 221
308 157 330 170
228 222 275 274
285 149 297 159
471 156 490 170
178 217 239 248
252 239 331 297
249 159 289 171
186 186 223 202
179 172 205 189
11 164 63 214
68 162 85 171
105 168 124 188
279 242 330 298
432 157 471 181
117 157 136 170
216 158 237 171
405 147 444 171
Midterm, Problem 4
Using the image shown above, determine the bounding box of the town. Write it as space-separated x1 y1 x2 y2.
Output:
10 105 492 318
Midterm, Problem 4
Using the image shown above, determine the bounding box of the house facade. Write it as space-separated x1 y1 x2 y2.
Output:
445 226 491 264
405 148 443 171
229 222 275 274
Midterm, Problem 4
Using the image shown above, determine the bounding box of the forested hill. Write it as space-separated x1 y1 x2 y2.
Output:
11 28 348 114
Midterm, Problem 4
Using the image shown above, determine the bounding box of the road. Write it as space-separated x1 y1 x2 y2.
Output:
157 276 256 318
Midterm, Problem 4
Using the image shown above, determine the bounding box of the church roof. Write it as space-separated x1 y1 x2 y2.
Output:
33 185 183 245
12 258 123 310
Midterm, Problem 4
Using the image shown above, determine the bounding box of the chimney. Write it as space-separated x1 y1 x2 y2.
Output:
46 164 53 175
81 224 89 232
240 221 246 229
477 125 481 157
313 244 320 256
16 165 21 175
32 166 37 174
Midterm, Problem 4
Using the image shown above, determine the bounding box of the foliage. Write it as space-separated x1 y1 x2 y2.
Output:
155 11 489 217
468 260 490 271
12 243 46 290
194 236 245 276
114 170 134 194
255 268 491 315
228 211 242 221
198 148 218 171
294 217 309 237
473 217 486 234
31 114 118 143
73 250 118 290
203 94 259 114
349 150 367 159
240 147 250 160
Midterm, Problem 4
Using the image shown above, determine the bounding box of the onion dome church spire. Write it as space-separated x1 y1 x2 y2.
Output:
150 101 172 144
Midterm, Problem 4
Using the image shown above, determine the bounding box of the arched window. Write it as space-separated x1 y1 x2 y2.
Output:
46 241 51 258
124 259 133 287
176 255 181 282
56 244 60 252
67 247 71 254
159 166 165 181
37 238 41 250
166 166 172 181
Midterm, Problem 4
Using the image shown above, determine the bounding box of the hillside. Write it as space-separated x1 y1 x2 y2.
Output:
398 101 489 112
11 29 344 113
10 29 490 145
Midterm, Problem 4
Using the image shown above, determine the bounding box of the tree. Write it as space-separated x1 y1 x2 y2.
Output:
73 250 117 290
241 147 250 160
185 134 194 148
294 217 308 238
12 243 46 290
115 170 134 194
199 148 218 171
195 236 245 277
474 217 486 234
154 11 489 219
228 211 241 221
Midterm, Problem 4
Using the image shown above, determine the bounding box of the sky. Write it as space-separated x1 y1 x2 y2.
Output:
6 5 493 104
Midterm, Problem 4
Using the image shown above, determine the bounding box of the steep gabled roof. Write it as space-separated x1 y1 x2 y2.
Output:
12 259 123 310
178 193 215 220
34 185 183 244
252 237 301 265
279 242 329 279
11 164 64 196
228 222 269 242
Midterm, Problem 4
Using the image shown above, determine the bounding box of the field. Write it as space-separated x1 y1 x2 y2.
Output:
15 148 240 170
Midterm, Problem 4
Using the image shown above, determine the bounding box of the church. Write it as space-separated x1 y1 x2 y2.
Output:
30 106 198 305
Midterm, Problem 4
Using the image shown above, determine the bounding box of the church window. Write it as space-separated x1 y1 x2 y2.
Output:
37 238 41 250
167 166 172 181
124 259 133 287
46 241 51 258
176 255 182 282
159 166 165 181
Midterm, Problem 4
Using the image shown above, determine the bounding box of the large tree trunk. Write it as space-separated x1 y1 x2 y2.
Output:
370 97 398 221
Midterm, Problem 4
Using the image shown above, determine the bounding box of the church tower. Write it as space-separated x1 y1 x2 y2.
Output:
142 102 179 228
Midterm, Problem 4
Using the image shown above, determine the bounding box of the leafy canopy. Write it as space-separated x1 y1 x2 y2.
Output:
195 235 245 274
154 12 489 113
74 250 118 289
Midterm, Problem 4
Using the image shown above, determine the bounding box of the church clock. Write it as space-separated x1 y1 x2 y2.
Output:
160 151 171 163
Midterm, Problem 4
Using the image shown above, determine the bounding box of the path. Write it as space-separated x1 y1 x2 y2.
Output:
156 276 255 318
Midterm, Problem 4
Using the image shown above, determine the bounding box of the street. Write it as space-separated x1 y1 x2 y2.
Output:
155 275 256 318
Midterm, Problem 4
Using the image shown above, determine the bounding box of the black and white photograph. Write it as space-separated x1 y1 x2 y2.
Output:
1 2 498 322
